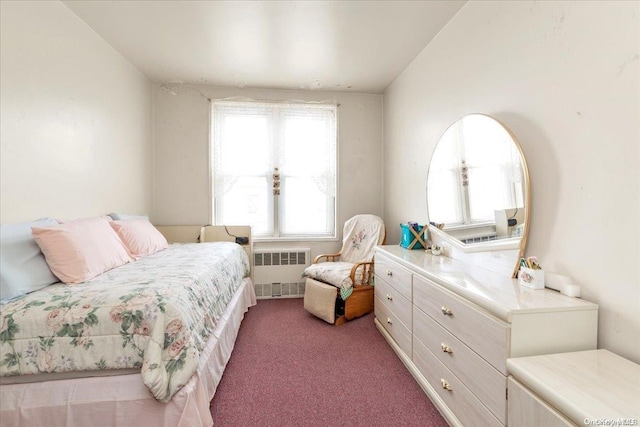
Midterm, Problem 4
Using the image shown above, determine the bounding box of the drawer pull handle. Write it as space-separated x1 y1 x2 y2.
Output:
440 343 453 353
441 306 453 316
386 318 393 325
441 379 452 391
386 294 393 301
386 270 393 276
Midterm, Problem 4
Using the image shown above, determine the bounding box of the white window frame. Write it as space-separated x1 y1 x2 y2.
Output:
210 100 338 241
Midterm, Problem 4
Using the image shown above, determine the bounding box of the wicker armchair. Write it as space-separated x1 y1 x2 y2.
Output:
303 214 386 325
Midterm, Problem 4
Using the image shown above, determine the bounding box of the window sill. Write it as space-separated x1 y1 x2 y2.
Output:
253 236 339 244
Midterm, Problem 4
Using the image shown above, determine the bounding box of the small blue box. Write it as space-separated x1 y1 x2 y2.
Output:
400 223 426 249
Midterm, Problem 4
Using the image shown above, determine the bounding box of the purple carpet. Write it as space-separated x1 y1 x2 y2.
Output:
210 298 448 426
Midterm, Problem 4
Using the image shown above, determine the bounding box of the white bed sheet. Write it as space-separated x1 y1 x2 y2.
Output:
0 277 256 427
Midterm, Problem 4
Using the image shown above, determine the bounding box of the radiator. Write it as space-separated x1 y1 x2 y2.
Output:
253 248 311 299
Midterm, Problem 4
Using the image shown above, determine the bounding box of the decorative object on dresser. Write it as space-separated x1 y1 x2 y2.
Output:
400 222 427 249
517 256 545 290
303 214 385 325
507 350 640 427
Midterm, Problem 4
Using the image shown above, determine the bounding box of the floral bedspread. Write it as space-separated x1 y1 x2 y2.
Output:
0 242 250 402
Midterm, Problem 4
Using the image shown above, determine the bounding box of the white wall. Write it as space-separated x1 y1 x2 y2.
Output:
153 84 383 255
0 1 153 223
384 1 639 362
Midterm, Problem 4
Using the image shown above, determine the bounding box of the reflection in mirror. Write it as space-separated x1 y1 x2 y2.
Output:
427 114 529 259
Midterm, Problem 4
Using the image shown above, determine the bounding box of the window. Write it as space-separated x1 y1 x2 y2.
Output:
211 101 337 239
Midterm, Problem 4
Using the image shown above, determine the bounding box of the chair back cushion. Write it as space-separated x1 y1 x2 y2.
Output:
340 215 385 263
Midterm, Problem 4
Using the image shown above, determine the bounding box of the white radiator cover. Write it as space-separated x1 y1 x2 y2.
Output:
253 248 310 299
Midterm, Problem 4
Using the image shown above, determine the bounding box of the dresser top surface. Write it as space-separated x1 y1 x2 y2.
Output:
375 245 597 321
507 350 640 424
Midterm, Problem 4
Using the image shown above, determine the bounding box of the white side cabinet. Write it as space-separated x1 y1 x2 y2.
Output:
507 350 640 427
373 246 599 427
507 376 575 427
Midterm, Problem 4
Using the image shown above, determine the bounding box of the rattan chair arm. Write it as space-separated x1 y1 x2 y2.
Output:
313 253 342 264
350 261 375 286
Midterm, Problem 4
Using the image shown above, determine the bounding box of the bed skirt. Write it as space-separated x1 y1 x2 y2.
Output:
0 277 257 427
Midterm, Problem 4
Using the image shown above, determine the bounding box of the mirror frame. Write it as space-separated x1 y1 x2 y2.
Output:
426 114 531 278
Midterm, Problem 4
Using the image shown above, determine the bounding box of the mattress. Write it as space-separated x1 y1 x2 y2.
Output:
0 242 250 402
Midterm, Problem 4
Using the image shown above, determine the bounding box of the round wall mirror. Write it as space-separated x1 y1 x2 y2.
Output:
426 114 530 274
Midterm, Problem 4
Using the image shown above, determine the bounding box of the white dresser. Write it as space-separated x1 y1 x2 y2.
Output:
373 245 599 427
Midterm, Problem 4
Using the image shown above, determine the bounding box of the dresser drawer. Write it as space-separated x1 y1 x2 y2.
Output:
413 337 502 427
413 275 509 374
375 296 411 357
375 276 412 330
374 254 412 301
413 306 507 424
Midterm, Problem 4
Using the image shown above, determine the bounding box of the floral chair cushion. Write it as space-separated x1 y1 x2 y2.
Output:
303 261 363 290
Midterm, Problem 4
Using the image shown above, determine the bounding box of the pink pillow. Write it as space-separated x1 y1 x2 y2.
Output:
109 219 168 260
32 217 133 284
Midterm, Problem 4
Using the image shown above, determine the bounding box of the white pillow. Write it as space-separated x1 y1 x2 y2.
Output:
0 218 60 302
107 213 149 221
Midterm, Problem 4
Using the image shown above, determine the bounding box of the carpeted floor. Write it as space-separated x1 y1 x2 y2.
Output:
210 298 448 427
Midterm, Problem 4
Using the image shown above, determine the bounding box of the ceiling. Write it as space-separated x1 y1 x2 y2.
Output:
63 1 466 94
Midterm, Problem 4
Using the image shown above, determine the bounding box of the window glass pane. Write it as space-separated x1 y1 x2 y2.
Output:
463 115 520 222
279 176 332 235
428 128 463 224
427 170 463 224
216 176 271 236
467 168 507 222
282 112 334 176
219 114 270 175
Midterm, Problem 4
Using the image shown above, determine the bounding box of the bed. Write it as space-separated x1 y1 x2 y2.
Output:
0 225 256 427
